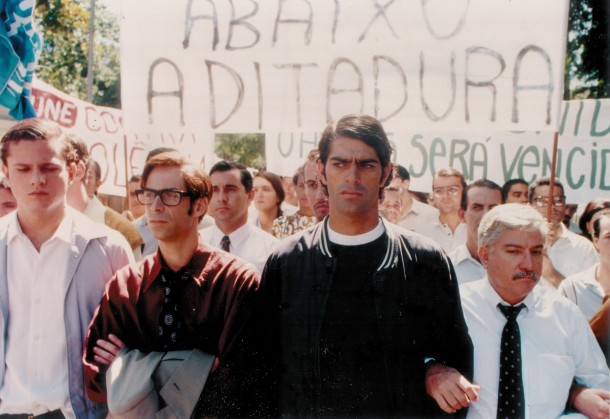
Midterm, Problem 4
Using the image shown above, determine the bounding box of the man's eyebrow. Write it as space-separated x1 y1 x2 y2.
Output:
329 156 379 164
357 158 379 165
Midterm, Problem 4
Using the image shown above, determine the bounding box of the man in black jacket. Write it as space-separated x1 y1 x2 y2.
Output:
260 114 477 417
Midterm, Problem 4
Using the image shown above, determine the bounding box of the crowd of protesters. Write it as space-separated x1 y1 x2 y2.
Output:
0 115 608 418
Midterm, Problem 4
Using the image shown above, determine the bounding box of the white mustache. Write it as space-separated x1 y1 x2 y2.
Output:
512 271 540 281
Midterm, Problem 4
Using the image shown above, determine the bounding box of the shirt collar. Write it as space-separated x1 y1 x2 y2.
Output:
404 199 421 216
327 217 385 246
8 208 74 246
210 222 250 248
481 275 534 314
320 217 395 271
452 244 479 265
577 264 601 287
226 222 250 246
144 237 211 292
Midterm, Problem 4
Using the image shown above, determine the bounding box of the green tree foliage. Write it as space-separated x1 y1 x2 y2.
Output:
34 0 120 107
215 134 266 169
566 0 609 98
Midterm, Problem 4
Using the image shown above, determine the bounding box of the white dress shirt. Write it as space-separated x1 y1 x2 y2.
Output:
417 218 467 254
448 244 485 284
0 211 75 417
199 222 278 273
548 224 598 278
460 278 610 419
559 264 604 321
397 199 439 233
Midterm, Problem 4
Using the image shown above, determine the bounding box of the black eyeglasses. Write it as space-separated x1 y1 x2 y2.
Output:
135 188 195 206
533 195 566 208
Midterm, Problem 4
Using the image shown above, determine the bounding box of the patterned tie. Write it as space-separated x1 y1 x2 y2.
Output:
497 303 526 419
220 235 231 252
157 269 190 350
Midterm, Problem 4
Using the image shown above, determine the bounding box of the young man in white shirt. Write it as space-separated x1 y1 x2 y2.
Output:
460 204 610 419
529 177 598 287
0 118 133 418
200 160 277 273
418 167 467 253
449 179 502 284
389 164 439 232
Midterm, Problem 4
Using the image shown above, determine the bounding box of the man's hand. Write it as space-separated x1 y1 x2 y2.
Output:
542 252 564 288
93 334 126 366
425 362 480 413
572 385 610 419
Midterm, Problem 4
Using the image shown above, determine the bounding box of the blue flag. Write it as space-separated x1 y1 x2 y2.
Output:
0 0 42 120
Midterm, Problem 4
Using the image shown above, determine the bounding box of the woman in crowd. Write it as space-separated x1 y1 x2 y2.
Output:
252 171 284 233
578 198 610 241
271 166 316 239
560 209 610 320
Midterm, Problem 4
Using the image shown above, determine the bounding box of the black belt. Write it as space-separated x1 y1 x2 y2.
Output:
0 410 64 419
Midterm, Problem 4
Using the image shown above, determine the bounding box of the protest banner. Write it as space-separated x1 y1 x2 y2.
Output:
121 0 570 175
391 98 610 203
30 78 128 196
21 78 610 204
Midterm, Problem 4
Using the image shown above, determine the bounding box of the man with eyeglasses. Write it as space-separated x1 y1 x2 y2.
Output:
529 177 598 287
84 151 266 417
418 167 467 253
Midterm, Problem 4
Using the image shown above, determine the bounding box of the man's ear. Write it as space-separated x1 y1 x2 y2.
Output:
2 165 9 187
73 161 86 182
478 245 490 268
380 164 392 188
458 208 466 222
193 196 208 218
246 188 254 202
67 162 78 182
316 160 327 186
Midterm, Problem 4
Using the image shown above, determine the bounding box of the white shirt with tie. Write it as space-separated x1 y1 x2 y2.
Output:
460 278 609 419
199 222 278 273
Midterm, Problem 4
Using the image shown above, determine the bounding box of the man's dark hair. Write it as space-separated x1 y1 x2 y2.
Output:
209 160 253 193
146 147 178 162
292 167 302 186
128 174 142 184
592 211 610 240
501 178 528 203
579 198 610 239
318 114 393 199
66 133 90 166
528 177 564 203
394 164 410 181
462 179 502 211
1 118 76 165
